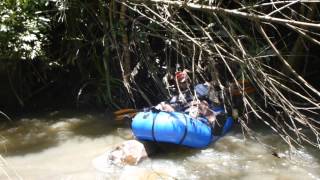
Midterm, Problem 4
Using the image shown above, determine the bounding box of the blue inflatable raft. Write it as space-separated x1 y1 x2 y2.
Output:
131 108 234 148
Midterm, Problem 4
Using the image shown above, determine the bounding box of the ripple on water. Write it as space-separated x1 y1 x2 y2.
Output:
178 134 320 180
0 112 320 180
94 133 320 180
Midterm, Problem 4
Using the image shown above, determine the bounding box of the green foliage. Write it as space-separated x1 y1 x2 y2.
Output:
0 0 50 60
46 0 136 108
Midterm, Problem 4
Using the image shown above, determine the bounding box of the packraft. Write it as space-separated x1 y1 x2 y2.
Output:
131 108 234 148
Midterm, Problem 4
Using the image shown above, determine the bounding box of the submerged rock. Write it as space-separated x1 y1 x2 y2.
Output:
108 140 149 166
94 139 194 169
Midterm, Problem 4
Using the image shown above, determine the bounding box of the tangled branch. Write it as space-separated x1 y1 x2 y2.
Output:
119 0 320 149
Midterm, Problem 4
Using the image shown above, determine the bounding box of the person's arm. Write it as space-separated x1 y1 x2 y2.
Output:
155 102 175 112
199 100 216 124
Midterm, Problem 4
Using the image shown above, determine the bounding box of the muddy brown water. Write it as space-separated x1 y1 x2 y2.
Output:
0 111 319 180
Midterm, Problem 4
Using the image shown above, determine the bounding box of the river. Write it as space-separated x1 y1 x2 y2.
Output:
0 110 319 180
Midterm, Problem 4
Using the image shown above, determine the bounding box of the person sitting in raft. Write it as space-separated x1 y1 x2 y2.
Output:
155 70 217 124
155 70 192 112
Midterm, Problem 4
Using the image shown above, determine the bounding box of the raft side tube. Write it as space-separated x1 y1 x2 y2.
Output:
132 111 212 148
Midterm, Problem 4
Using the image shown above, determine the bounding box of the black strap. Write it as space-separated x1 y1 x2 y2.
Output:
212 113 227 136
151 112 159 142
178 114 188 145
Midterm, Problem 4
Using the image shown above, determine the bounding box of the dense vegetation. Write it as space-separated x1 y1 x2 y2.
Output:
1 0 319 149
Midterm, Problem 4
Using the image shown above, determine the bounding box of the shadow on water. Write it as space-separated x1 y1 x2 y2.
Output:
0 110 116 156
145 141 200 160
0 119 60 156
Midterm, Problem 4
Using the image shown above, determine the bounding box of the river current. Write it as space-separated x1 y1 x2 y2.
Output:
0 111 319 179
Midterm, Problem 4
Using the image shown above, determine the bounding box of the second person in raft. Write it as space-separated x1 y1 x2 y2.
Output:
154 70 220 126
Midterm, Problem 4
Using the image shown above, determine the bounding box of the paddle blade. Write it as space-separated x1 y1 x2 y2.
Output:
231 80 256 96
114 109 137 116
114 108 138 121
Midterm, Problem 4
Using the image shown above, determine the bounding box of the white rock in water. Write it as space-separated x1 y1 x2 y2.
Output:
93 140 149 170
109 140 148 166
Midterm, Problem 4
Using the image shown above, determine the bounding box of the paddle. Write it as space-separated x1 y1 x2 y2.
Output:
230 80 256 96
114 80 256 121
114 108 138 121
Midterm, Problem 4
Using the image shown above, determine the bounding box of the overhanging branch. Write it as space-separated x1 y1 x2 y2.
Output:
125 0 320 29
